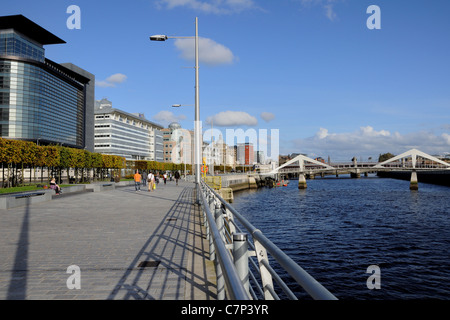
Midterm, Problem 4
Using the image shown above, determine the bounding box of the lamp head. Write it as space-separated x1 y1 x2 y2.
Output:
150 35 168 41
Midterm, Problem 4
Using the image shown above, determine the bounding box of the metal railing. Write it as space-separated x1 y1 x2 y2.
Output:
199 180 338 300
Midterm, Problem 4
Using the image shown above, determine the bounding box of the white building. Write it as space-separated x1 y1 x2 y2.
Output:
94 99 164 161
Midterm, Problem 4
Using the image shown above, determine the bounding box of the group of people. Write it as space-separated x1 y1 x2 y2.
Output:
133 170 181 192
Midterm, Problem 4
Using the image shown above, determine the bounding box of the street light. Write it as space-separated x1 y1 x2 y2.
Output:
149 35 168 41
171 104 193 181
150 17 202 204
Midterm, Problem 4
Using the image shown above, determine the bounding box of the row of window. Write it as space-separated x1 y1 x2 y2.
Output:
0 59 85 147
0 32 45 62
95 144 150 155
94 123 151 141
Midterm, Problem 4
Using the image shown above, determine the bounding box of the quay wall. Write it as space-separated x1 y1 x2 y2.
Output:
220 174 262 191
377 170 450 187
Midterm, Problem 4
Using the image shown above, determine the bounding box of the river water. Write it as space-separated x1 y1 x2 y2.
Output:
231 174 450 300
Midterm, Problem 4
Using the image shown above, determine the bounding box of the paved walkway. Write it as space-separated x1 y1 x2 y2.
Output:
0 180 217 300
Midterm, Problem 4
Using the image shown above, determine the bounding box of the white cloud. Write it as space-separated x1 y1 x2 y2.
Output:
260 112 275 122
157 0 257 14
152 110 187 125
299 0 341 21
323 4 337 21
206 111 258 127
290 126 450 160
442 133 450 145
96 73 127 88
174 37 236 66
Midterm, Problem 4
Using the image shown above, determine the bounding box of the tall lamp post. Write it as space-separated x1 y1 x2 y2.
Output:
150 17 202 204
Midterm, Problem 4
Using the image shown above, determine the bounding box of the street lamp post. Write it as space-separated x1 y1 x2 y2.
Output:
150 17 202 204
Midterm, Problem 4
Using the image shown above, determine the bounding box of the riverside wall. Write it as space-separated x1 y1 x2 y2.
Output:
216 174 266 202
377 170 450 187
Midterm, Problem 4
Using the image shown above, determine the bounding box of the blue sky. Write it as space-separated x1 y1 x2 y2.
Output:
3 0 450 160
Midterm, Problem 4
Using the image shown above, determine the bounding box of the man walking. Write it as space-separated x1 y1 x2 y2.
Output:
134 170 141 192
142 171 147 187
174 170 180 186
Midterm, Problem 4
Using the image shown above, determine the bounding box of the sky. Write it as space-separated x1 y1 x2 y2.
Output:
3 0 450 161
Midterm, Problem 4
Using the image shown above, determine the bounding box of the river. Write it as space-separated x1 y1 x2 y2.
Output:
231 174 450 300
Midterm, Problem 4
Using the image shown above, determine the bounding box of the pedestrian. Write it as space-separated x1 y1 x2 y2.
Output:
142 171 147 186
156 172 160 184
174 170 180 186
134 170 141 192
148 171 154 192
163 172 167 185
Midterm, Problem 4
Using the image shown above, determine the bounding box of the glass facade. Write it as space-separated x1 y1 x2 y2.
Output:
0 30 45 62
0 59 85 147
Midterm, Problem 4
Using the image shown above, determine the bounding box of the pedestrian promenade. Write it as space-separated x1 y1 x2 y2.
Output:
0 180 217 300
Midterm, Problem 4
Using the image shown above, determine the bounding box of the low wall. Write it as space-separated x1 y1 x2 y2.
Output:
0 190 54 210
0 180 135 210
62 185 87 193
221 174 259 191
377 170 450 187
85 183 116 192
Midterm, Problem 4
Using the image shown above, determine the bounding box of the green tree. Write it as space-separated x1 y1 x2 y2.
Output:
378 152 395 162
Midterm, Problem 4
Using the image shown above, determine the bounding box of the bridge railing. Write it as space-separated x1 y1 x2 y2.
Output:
199 180 337 300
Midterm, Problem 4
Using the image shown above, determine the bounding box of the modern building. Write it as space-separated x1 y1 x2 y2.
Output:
0 15 95 151
94 98 164 161
203 140 223 168
162 122 193 165
255 150 265 164
236 142 254 165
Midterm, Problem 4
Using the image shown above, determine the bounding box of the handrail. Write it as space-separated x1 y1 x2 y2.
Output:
200 180 338 300
198 183 250 300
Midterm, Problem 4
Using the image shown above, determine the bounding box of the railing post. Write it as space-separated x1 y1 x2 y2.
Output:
225 207 236 236
215 201 225 299
233 233 250 297
254 238 275 300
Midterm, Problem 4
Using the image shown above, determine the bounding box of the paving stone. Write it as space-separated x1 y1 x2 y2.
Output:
0 181 216 300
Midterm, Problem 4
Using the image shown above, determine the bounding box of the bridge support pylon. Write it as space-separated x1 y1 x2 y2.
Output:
298 173 307 189
350 169 361 178
410 170 418 190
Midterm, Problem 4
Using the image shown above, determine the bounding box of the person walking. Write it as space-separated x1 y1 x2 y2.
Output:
163 172 167 185
142 171 147 187
148 171 154 192
174 170 180 186
134 170 141 192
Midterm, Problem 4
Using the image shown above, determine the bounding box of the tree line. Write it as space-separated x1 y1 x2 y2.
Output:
0 138 196 188
0 138 124 188
127 160 192 178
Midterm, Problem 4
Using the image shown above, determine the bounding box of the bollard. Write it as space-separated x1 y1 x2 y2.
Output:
233 233 250 296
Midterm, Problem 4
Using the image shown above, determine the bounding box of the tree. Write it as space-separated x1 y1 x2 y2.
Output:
378 152 395 162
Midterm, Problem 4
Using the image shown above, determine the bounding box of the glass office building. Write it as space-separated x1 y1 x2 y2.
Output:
0 15 94 150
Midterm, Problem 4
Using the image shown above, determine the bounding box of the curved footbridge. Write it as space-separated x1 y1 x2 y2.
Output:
267 148 450 190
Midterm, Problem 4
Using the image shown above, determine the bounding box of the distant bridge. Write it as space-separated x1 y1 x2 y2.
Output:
265 149 450 190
